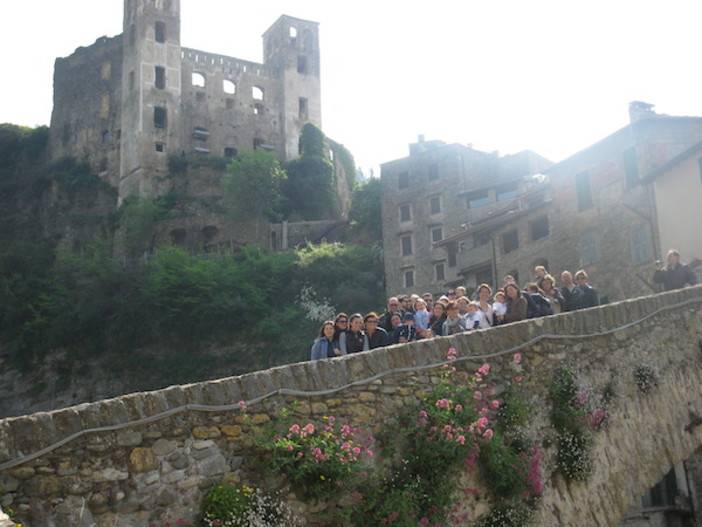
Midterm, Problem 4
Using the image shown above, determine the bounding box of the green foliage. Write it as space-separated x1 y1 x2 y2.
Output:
256 413 374 499
118 197 166 257
0 124 48 168
348 177 383 242
283 123 337 220
222 149 286 221
634 363 659 393
329 139 357 191
199 484 301 527
548 367 594 481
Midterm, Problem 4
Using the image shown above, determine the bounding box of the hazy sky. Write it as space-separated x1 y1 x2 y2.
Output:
1 1 700 174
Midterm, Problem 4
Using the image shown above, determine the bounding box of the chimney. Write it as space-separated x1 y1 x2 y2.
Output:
629 101 656 123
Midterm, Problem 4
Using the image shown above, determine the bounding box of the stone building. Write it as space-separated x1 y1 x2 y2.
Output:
379 135 552 296
49 0 321 205
413 103 702 302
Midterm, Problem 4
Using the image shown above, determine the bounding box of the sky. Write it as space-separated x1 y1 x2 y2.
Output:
1 0 701 176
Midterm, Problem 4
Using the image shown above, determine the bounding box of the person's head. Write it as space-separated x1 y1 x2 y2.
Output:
457 296 470 314
349 313 363 332
447 289 456 300
504 282 521 299
666 249 681 266
467 301 479 314
422 293 434 308
334 313 348 332
398 295 411 310
390 313 402 328
387 296 400 312
502 275 515 287
455 286 467 298
526 283 540 293
318 320 335 339
477 283 492 300
534 265 547 278
561 271 573 285
574 270 588 285
433 302 446 317
410 293 420 306
415 298 427 311
494 291 506 303
364 312 380 332
438 295 449 306
403 313 415 325
446 300 458 317
541 274 556 292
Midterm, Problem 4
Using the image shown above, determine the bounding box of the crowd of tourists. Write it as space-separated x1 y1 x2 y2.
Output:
311 250 698 360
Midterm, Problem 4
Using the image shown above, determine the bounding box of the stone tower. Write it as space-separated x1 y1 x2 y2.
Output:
262 15 322 160
120 0 182 201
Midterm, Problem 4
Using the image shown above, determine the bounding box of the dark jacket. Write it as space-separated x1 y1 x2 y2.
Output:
571 284 599 310
504 296 528 323
364 327 390 350
340 330 365 354
379 310 404 332
653 263 698 291
429 314 447 336
560 284 576 311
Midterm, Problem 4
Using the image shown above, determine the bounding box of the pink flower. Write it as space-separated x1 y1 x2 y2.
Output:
436 398 451 408
352 446 362 455
419 410 428 418
483 429 494 439
303 423 315 434
478 363 490 376
515 376 523 382
476 417 488 428
456 435 466 445
454 404 463 412
286 444 294 451
237 400 248 410
513 353 522 364
289 423 301 433
491 400 500 409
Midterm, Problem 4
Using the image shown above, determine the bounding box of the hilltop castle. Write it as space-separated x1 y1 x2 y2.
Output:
49 0 321 205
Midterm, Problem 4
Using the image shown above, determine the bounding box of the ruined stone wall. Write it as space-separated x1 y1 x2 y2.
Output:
1 286 702 526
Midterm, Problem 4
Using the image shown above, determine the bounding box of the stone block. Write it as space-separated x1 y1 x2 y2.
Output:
116 431 143 447
152 439 177 456
192 426 221 439
220 425 243 438
128 447 158 473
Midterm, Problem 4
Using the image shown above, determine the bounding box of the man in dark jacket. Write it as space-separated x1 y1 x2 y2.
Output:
653 250 698 291
378 297 404 332
571 270 599 310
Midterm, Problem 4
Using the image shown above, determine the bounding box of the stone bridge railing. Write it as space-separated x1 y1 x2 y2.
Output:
1 286 702 527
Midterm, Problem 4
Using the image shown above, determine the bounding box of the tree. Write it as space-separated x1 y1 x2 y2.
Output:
222 149 286 219
349 177 383 243
283 123 336 220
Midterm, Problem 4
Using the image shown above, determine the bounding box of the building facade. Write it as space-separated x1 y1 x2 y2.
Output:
380 136 552 297
390 103 702 303
49 0 321 205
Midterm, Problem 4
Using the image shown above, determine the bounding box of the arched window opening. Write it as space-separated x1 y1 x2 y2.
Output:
192 72 205 88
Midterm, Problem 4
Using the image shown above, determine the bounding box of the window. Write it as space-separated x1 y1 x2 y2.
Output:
128 70 135 90
530 215 549 240
398 172 409 189
429 196 442 215
474 233 490 247
466 189 490 209
502 229 519 253
428 163 439 181
289 26 298 41
431 227 443 243
101 61 111 80
223 79 236 94
496 182 519 201
155 22 166 43
435 263 446 282
224 147 238 157
192 127 209 140
404 269 415 288
399 204 411 223
299 97 308 121
576 171 594 211
100 92 109 119
254 103 264 115
155 142 165 152
226 98 235 110
154 106 167 128
401 235 413 256
101 131 111 144
297 55 308 74
252 86 264 101
642 468 679 508
192 72 205 88
155 66 165 89
448 243 457 268
580 231 598 266
623 147 639 189
631 225 652 264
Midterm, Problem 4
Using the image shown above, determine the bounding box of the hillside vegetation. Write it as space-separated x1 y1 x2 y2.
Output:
0 123 384 412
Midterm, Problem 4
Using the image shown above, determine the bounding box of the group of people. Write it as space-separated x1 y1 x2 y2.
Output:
311 250 699 361
311 265 599 360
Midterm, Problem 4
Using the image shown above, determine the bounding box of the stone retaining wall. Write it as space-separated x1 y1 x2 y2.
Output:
1 286 702 526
